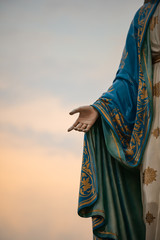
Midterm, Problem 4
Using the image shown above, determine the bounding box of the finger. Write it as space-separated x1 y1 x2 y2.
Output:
81 123 88 130
73 122 83 130
83 124 91 132
68 120 79 132
74 123 87 132
69 107 81 115
75 124 88 132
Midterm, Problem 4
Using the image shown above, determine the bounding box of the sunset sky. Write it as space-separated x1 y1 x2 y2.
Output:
0 0 143 239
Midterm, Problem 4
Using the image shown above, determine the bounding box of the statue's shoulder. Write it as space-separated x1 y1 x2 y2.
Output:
132 1 158 30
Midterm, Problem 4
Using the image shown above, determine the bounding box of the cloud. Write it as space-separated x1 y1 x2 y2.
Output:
0 95 85 156
0 96 73 134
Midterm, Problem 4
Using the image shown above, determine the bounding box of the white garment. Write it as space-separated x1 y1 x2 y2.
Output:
140 3 160 240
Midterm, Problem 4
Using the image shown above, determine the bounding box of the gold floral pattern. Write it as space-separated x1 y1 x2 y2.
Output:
153 81 160 97
146 211 156 225
143 166 157 185
80 142 95 197
150 15 159 31
78 139 97 209
152 127 160 139
81 176 92 192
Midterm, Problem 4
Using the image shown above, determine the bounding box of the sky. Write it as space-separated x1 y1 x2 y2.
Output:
0 0 143 239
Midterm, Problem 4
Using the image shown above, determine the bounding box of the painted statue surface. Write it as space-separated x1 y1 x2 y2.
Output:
68 0 160 239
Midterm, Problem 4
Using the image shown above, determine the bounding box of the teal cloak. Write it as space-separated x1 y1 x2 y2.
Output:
78 1 160 239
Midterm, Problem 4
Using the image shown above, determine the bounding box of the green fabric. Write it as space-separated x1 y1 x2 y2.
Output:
79 118 145 240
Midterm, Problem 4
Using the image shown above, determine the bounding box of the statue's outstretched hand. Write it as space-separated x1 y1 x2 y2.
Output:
68 105 99 132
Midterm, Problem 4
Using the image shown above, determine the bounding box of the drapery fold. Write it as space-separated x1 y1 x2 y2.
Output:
78 1 160 239
78 119 145 240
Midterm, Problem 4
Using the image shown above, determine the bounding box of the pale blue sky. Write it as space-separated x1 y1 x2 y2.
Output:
0 1 144 240
0 0 143 105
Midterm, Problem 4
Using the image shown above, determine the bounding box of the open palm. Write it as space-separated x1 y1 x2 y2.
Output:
68 105 99 132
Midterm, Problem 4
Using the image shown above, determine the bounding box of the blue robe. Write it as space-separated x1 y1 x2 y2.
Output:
78 1 160 239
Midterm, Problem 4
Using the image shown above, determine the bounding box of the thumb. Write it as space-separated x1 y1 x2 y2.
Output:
69 107 81 115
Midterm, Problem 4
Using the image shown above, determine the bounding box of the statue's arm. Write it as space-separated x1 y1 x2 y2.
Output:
68 10 139 133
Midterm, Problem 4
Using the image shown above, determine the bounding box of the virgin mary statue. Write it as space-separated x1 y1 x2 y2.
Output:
68 0 160 239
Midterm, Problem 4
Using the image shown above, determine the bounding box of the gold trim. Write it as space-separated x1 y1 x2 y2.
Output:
111 130 122 162
135 112 149 163
143 48 152 90
132 2 156 164
93 218 104 228
78 193 97 208
92 209 105 214
95 105 113 127
97 230 118 237
94 104 123 163
140 3 155 43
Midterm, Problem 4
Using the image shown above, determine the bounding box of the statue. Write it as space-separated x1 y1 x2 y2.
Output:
68 0 160 239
